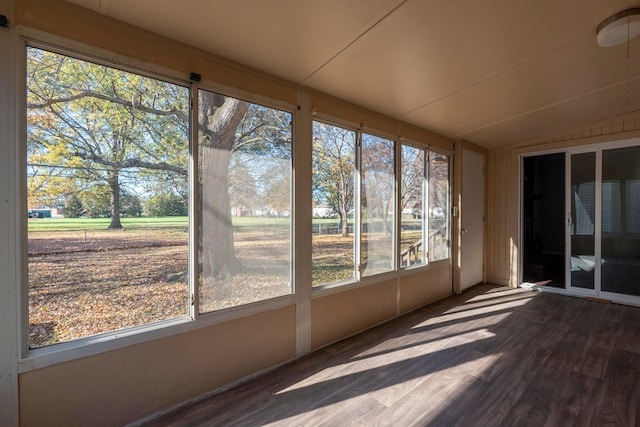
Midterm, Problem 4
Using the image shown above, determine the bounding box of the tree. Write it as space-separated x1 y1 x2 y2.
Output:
199 92 292 278
27 47 189 229
198 92 249 278
361 134 395 236
81 185 111 218
401 145 425 217
145 192 187 217
120 192 143 217
61 193 84 218
28 47 292 280
312 122 355 236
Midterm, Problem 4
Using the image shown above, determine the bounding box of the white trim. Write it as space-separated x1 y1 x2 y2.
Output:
595 149 602 295
0 0 19 423
189 82 199 320
294 91 312 357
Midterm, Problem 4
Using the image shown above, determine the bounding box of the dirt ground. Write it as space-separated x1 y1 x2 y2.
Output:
28 229 418 348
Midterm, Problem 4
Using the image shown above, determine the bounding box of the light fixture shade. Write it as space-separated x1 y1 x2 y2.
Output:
597 8 640 47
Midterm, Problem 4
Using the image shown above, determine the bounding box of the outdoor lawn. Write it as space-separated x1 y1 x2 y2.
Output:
27 216 350 348
28 216 429 348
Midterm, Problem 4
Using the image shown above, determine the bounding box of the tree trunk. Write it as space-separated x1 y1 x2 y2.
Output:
340 206 349 237
108 174 123 229
199 94 248 278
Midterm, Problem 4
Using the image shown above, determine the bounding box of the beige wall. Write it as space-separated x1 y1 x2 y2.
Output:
19 306 297 426
311 279 397 350
399 263 452 315
12 1 456 425
486 110 640 287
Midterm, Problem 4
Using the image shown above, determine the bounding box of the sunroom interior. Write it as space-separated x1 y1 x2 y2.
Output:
1 0 640 425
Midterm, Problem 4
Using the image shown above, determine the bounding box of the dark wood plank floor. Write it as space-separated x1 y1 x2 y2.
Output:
147 285 640 426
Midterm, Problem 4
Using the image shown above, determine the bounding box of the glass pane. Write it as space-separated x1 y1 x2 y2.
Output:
400 145 425 268
429 152 450 261
311 122 356 286
27 47 190 348
570 152 595 289
601 146 640 296
198 90 292 313
361 134 395 276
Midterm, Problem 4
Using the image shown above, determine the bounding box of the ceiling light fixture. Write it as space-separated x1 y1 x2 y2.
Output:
596 8 640 47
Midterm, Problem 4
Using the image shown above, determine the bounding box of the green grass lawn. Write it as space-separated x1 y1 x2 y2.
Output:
28 215 422 233
28 216 190 231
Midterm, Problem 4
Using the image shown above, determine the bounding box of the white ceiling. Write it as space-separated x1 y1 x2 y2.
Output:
65 0 640 149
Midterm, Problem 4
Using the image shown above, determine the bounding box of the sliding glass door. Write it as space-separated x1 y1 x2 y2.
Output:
601 146 640 298
524 138 640 305
564 142 640 304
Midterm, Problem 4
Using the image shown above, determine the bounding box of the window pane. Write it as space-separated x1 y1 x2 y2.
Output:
602 146 640 296
625 179 640 234
27 47 190 348
361 134 395 276
198 90 292 312
401 145 425 268
602 181 621 234
312 122 356 286
428 153 450 261
570 152 595 290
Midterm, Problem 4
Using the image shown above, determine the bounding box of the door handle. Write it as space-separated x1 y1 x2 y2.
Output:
461 228 468 234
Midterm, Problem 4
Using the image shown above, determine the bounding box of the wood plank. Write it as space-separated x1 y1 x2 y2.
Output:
590 349 640 426
147 286 640 427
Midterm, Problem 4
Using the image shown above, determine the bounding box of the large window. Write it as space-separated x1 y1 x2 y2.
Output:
198 89 293 312
400 146 451 266
400 145 426 267
27 47 190 348
311 122 356 286
428 152 450 261
312 123 399 287
25 44 451 350
360 133 396 276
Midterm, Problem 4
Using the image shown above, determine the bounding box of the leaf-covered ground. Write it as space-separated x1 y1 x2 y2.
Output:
29 235 189 347
29 228 425 348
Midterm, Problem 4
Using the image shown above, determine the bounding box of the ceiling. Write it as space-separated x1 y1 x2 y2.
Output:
65 0 640 149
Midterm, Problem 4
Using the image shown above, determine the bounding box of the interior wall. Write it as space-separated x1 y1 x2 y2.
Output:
486 110 640 287
19 306 297 426
398 263 452 314
6 1 457 425
311 279 397 350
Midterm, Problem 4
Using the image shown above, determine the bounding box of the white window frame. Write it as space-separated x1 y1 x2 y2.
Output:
18 30 297 372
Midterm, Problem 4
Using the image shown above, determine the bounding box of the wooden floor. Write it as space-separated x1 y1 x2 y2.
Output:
148 284 640 426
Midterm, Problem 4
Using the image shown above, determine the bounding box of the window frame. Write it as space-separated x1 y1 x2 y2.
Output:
16 30 453 371
359 130 398 277
399 141 428 270
427 147 452 263
311 119 359 288
311 118 401 290
19 34 298 369
195 86 296 316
